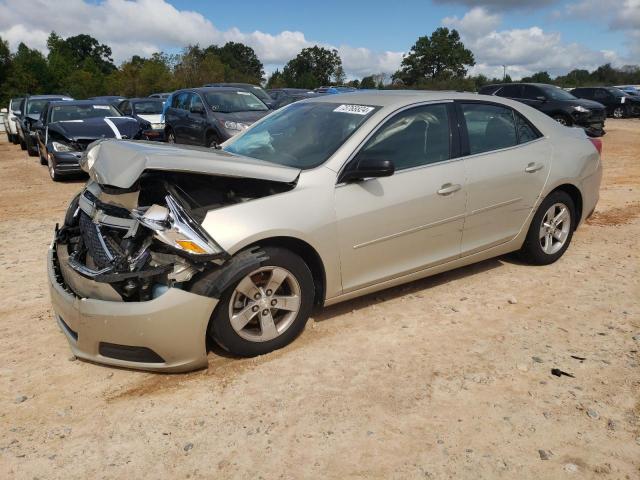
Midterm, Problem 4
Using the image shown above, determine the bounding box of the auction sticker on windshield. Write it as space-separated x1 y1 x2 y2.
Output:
334 104 375 115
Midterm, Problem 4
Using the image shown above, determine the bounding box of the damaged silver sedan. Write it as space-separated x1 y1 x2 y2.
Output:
48 92 602 371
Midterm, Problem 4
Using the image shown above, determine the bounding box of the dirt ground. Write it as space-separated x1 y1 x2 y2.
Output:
0 120 639 480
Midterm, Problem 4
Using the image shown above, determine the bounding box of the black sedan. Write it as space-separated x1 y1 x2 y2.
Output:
17 94 73 156
34 100 143 181
570 87 640 118
479 83 607 137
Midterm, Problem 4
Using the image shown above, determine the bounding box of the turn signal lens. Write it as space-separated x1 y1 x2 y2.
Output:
588 138 603 155
175 240 207 254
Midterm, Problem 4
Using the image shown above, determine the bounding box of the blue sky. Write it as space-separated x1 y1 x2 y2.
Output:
1 0 638 79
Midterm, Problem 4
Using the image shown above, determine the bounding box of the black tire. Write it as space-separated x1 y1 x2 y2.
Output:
206 247 315 357
47 154 60 182
519 190 576 265
552 114 572 127
612 106 625 119
166 128 176 143
20 139 27 150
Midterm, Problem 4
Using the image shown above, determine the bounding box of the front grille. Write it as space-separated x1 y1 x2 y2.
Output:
79 212 114 268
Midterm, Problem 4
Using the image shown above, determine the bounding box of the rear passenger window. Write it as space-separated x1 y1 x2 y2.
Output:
496 84 522 98
175 93 191 110
461 103 517 155
357 104 451 170
514 112 540 144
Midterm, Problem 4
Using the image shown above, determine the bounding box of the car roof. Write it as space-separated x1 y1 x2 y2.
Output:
47 100 113 106
305 90 490 108
127 97 164 102
178 86 254 94
27 94 72 100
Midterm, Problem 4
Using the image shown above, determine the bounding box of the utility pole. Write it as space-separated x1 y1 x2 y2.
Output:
502 65 507 81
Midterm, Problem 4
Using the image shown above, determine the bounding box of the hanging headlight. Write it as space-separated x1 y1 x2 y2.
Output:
133 195 224 256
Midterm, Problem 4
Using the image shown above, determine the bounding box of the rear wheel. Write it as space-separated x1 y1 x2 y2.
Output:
206 132 221 148
207 247 315 357
519 190 575 265
552 114 572 127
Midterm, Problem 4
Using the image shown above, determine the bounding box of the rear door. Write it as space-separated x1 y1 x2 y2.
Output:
173 92 192 143
457 101 550 254
186 93 208 145
335 102 467 292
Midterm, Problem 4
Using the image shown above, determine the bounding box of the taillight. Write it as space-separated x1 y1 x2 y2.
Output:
589 137 602 155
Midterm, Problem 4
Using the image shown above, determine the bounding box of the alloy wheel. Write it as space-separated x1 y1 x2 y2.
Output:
554 116 568 126
539 202 571 255
228 266 302 342
613 107 624 119
47 154 57 180
167 131 175 143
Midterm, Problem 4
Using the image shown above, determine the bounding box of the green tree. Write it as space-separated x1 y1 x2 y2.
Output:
521 71 552 83
266 69 285 89
393 27 474 85
208 42 264 83
360 75 377 89
173 45 225 88
281 46 343 88
6 43 52 95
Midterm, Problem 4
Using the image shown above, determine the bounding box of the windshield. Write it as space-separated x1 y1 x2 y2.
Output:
51 104 121 122
247 86 272 102
133 101 164 114
540 86 577 101
27 99 53 115
224 102 379 169
205 91 268 113
11 98 23 112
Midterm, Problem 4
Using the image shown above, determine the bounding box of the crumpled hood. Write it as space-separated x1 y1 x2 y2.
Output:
50 117 140 141
84 139 301 188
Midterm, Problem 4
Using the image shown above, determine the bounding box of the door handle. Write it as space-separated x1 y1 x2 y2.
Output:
525 162 544 173
437 183 462 195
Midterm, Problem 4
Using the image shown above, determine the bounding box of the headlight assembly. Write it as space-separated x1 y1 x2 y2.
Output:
52 141 76 152
573 106 590 113
133 195 224 257
224 121 249 131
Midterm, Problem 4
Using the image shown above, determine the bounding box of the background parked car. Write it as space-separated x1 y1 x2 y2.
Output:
614 85 640 96
478 83 606 137
314 86 357 94
3 97 23 144
17 94 73 155
203 82 275 109
148 92 171 100
117 97 165 141
34 99 142 181
164 86 270 147
267 88 321 109
87 95 127 108
570 86 640 118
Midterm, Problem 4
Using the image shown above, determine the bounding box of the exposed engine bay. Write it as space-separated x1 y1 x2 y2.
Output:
55 171 294 302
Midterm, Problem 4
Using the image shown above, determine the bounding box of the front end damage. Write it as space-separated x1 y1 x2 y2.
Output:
48 141 298 371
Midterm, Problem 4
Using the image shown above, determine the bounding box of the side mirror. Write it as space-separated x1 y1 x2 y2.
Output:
190 104 205 115
341 157 395 183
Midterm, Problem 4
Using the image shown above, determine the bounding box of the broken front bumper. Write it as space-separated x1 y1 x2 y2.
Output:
48 240 218 372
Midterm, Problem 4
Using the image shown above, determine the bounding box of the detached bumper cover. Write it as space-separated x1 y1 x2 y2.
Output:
48 242 218 372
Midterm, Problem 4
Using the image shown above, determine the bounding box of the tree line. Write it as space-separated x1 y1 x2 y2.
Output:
1 28 639 106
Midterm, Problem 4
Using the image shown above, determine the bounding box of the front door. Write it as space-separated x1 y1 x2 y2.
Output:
335 103 467 293
457 101 550 254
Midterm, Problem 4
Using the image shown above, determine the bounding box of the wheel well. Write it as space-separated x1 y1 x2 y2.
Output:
552 184 583 226
247 237 326 306
205 129 220 143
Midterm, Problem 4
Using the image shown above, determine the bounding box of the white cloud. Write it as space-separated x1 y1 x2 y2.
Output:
442 7 630 79
0 0 403 78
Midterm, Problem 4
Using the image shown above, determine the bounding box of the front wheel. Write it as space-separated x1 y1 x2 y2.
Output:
166 129 176 143
519 190 575 265
552 114 572 127
208 247 315 357
612 106 625 119
47 154 60 182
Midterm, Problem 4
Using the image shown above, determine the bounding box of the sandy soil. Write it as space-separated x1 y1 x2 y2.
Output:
0 121 638 479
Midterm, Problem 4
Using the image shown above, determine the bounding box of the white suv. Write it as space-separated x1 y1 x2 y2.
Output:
3 97 23 144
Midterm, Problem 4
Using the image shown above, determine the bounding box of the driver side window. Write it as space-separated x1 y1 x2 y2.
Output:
356 104 451 171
